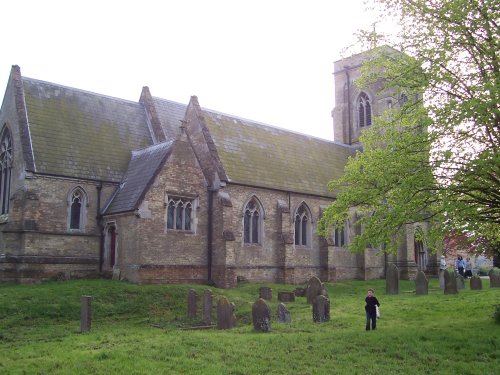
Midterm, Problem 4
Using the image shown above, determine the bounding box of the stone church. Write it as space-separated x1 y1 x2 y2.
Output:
0 49 437 287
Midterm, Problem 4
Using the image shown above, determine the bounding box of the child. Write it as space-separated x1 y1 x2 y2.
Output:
365 288 380 331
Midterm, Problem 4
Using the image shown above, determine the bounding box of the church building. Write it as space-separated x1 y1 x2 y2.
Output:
0 49 437 286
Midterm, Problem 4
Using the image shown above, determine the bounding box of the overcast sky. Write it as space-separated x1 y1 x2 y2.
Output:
0 0 393 140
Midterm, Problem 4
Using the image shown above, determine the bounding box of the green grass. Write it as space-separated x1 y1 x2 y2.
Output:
0 278 499 374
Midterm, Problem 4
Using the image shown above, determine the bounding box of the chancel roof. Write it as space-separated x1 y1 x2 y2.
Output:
22 77 152 182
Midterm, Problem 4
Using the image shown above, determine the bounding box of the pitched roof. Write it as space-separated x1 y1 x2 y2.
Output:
202 111 356 197
152 97 186 140
22 77 152 182
104 141 174 214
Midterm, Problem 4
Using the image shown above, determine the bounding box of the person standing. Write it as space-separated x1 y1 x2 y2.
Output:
365 288 380 331
457 256 465 277
439 255 447 289
464 257 473 278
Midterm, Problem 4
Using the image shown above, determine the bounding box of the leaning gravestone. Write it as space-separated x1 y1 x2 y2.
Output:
444 268 458 294
456 274 465 290
312 295 330 323
386 264 399 295
276 303 291 323
415 271 428 295
203 289 213 325
470 275 482 290
217 297 236 329
259 287 273 300
489 268 500 288
306 276 325 304
252 298 272 332
278 291 295 302
187 289 197 320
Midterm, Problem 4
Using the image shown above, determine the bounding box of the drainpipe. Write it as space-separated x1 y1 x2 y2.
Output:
345 66 352 145
96 182 104 272
207 187 214 283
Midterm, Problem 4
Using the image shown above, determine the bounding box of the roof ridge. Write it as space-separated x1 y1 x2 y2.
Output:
22 76 141 105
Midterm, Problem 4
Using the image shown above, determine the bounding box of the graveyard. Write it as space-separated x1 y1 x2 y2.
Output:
1 275 499 374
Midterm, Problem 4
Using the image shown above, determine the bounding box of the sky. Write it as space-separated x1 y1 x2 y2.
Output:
0 0 393 141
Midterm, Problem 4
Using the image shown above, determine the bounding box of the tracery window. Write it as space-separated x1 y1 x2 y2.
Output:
68 187 87 231
334 224 346 247
167 196 193 231
294 203 311 246
0 126 13 215
243 197 262 244
358 92 372 128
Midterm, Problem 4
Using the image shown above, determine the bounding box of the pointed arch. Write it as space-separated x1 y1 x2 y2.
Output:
414 227 428 272
294 202 312 247
67 186 89 231
0 125 13 215
243 195 264 245
357 92 372 128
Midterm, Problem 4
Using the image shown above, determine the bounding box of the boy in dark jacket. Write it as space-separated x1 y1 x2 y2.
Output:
365 288 380 331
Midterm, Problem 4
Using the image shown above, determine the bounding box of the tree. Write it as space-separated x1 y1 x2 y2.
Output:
319 0 500 255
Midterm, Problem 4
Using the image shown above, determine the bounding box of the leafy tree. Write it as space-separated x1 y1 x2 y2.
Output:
319 0 499 255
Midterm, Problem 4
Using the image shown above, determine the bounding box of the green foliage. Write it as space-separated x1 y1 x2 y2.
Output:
0 279 499 374
321 0 500 255
494 305 500 324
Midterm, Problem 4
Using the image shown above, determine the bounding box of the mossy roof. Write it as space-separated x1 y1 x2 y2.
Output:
104 141 174 215
202 111 356 197
22 78 152 182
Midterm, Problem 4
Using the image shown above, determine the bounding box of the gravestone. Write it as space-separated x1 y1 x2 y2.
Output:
203 289 213 325
439 269 446 289
217 297 236 329
489 268 500 288
415 271 428 295
80 295 92 333
276 303 291 323
187 289 197 320
444 268 458 294
386 264 399 295
312 295 330 323
294 287 306 297
252 298 272 332
469 275 482 290
259 287 273 300
306 276 325 304
456 274 465 290
278 291 295 302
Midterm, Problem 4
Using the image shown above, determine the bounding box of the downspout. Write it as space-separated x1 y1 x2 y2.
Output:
207 187 214 284
345 66 352 145
96 182 104 272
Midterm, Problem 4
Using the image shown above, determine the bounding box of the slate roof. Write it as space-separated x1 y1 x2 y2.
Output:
152 97 186 140
202 111 356 197
22 78 153 182
104 141 174 214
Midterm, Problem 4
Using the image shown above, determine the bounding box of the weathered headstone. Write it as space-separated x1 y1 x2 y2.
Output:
456 274 465 290
489 268 500 288
439 269 446 289
444 268 458 294
294 287 306 297
259 287 273 300
469 275 482 290
252 298 272 332
217 296 236 329
187 289 197 320
276 303 291 323
278 291 295 302
80 295 92 333
203 289 213 325
306 276 324 304
386 264 399 295
415 271 428 295
312 295 330 323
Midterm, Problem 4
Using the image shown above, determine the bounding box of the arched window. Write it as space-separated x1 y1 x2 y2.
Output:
358 92 372 128
0 126 13 215
68 187 88 231
334 222 347 247
243 197 263 244
294 203 311 246
167 196 193 231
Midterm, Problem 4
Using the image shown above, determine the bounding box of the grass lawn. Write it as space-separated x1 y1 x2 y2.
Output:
0 277 499 374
